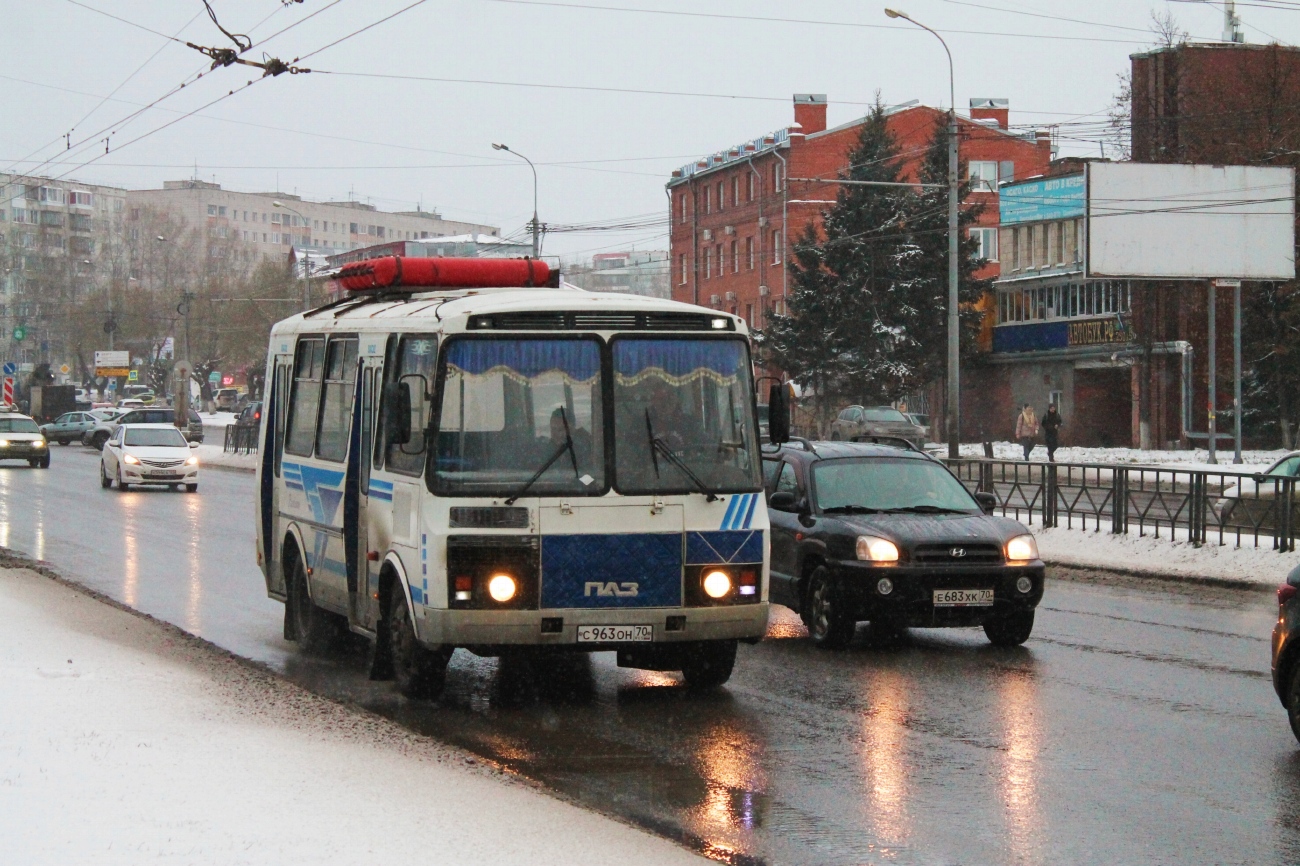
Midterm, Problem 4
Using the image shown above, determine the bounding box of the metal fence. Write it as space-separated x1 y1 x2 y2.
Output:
223 424 258 455
943 458 1296 553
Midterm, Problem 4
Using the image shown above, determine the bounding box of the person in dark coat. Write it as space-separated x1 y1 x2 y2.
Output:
1042 403 1063 462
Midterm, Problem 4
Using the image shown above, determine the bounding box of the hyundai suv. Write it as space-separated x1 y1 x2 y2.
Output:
763 440 1044 648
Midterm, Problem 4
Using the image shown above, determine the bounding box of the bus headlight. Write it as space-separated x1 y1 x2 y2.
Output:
856 536 899 562
1006 534 1039 563
702 570 732 599
487 573 517 602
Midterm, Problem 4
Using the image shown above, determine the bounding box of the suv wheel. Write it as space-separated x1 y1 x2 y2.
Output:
805 565 856 649
984 610 1035 646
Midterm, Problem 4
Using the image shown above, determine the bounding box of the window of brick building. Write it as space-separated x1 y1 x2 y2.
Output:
704 247 711 279
680 193 687 224
731 239 739 273
968 161 999 193
717 243 724 274
773 230 782 264
731 176 739 207
717 181 725 211
969 227 998 262
679 253 687 285
746 236 754 270
747 173 755 201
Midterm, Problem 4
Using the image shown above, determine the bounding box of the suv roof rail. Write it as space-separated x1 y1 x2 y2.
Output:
786 436 818 454
848 434 919 452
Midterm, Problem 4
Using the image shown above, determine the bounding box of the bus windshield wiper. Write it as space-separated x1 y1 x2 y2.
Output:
881 505 972 514
645 409 719 502
504 409 580 505
821 505 883 514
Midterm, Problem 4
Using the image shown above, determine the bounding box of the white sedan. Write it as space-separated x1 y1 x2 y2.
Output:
100 423 200 492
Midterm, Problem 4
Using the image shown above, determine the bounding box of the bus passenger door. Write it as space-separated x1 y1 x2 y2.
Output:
345 360 380 630
262 356 292 599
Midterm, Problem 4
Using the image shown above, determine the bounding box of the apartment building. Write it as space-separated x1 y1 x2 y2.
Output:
127 180 499 259
0 174 129 364
563 251 670 298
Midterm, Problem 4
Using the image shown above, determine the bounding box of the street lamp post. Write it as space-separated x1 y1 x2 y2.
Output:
273 201 312 310
886 8 961 459
492 143 540 258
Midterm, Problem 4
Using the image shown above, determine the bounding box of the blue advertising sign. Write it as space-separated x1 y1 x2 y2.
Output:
1000 173 1085 225
992 316 1130 354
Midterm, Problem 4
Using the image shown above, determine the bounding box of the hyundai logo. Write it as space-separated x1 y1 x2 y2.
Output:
949 547 967 558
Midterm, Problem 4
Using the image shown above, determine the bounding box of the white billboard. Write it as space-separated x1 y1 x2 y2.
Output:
1086 162 1295 281
93 350 129 368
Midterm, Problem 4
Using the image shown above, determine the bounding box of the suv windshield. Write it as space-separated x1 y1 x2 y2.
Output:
814 457 978 513
433 338 604 496
862 408 908 423
124 428 188 447
612 338 760 494
0 418 40 434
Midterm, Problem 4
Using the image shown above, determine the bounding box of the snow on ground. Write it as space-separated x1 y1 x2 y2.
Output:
0 566 709 865
958 440 1289 471
200 410 239 430
1016 515 1298 585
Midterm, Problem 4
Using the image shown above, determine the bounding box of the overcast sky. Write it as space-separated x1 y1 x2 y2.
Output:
5 0 1297 257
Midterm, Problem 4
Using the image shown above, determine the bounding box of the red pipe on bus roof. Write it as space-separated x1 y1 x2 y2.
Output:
335 256 551 292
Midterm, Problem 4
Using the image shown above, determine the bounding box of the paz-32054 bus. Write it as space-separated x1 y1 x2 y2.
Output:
254 257 769 696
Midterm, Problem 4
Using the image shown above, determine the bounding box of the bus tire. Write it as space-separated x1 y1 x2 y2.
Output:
680 639 737 689
388 590 451 699
288 556 342 653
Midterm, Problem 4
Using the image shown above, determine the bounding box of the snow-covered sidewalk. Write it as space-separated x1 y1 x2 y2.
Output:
958 440 1288 470
0 566 707 865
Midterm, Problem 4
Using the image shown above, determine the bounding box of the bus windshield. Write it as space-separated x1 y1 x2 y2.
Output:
612 338 760 495
433 338 605 496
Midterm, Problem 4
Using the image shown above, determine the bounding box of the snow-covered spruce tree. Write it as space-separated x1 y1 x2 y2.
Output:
764 98 913 407
891 114 993 389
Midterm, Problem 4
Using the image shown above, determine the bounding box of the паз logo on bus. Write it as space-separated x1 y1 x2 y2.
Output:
584 581 639 598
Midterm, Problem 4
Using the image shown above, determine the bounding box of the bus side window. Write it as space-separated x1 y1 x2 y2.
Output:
385 335 437 476
314 337 358 462
285 337 325 457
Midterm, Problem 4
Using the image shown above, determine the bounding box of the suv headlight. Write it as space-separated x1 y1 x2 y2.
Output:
856 535 900 562
1006 534 1039 562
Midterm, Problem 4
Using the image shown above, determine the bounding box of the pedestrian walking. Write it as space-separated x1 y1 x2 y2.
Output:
1015 404 1039 461
1042 403 1063 462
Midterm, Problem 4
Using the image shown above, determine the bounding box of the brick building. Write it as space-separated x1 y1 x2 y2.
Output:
665 94 1053 370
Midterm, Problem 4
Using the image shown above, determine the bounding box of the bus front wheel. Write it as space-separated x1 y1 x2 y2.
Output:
681 640 737 689
288 557 342 653
388 590 451 699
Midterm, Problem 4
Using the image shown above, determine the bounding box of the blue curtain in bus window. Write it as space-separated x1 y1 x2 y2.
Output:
613 339 745 387
445 339 600 382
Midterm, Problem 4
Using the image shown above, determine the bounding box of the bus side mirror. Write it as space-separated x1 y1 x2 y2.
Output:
383 381 412 446
768 382 791 445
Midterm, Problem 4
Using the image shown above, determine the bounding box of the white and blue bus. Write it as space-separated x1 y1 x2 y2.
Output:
254 257 770 696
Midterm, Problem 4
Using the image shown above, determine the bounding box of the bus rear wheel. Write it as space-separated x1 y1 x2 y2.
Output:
680 639 737 689
288 557 342 653
387 590 451 699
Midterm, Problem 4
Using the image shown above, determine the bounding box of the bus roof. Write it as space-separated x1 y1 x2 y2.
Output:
268 287 749 341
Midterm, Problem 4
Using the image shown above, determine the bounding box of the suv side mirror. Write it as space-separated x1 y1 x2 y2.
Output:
974 491 997 515
768 382 791 445
769 491 797 512
382 381 412 446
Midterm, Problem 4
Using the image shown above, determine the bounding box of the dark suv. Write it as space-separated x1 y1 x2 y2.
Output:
1271 562 1300 744
763 440 1044 648
84 407 204 448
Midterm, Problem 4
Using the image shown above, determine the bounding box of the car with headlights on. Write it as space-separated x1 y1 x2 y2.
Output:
100 423 199 492
0 411 51 468
762 440 1043 648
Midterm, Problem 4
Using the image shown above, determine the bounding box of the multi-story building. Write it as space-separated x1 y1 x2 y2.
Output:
128 180 499 260
325 235 532 268
666 95 1054 345
563 251 670 298
0 173 129 365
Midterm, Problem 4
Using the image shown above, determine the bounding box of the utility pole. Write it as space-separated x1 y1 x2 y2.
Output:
492 143 540 258
273 201 312 310
886 8 961 458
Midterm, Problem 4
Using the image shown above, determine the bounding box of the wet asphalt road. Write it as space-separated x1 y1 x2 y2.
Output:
8 447 1300 865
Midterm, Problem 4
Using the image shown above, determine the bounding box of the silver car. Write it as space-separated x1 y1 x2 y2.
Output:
0 411 51 468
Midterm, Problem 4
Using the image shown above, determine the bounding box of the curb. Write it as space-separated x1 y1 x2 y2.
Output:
1046 557 1279 591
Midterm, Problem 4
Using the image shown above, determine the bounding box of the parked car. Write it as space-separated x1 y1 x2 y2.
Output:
762 439 1043 648
904 413 931 441
120 386 156 405
83 407 204 449
116 398 147 410
99 423 199 492
0 410 50 468
234 401 263 428
1272 562 1300 744
1214 452 1300 527
829 405 927 449
215 388 242 410
40 411 101 445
